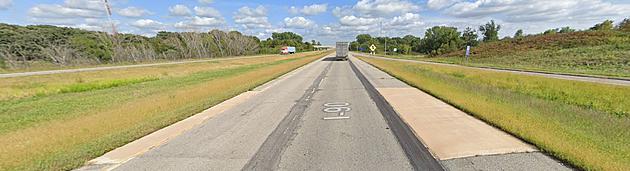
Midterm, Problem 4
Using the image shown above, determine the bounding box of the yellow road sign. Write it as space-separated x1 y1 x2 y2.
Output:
369 44 376 51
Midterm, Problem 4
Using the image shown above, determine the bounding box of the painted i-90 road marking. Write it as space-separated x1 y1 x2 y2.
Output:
323 102 351 120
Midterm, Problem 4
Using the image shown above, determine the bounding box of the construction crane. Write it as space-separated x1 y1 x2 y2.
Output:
102 0 117 35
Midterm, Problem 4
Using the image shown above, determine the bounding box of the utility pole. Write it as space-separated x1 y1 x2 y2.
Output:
380 21 387 55
102 0 117 35
102 0 119 63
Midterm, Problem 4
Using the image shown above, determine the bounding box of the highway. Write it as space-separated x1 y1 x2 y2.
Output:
352 52 630 86
79 53 571 171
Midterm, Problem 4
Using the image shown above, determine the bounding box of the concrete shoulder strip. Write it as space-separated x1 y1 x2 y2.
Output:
377 88 537 160
350 57 537 160
80 91 259 170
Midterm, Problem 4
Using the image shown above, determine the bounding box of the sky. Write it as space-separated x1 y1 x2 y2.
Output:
0 0 629 45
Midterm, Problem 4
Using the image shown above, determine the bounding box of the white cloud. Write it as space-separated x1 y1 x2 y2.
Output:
434 0 630 23
130 19 165 30
387 13 424 30
354 0 421 17
234 5 271 29
29 4 103 19
175 16 225 30
0 0 11 10
284 17 315 28
194 6 222 18
339 15 380 26
73 23 105 31
118 7 151 18
427 0 459 10
332 6 353 17
189 16 224 26
198 0 214 4
289 4 327 16
169 4 191 16
62 18 118 32
64 0 103 11
28 0 108 20
327 0 425 38
389 13 422 25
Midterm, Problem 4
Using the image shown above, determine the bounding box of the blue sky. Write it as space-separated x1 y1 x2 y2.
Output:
0 0 629 45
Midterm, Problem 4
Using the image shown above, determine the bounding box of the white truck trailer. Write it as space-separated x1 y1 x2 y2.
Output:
336 42 349 61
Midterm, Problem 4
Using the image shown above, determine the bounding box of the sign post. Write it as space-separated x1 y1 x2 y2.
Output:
465 46 471 61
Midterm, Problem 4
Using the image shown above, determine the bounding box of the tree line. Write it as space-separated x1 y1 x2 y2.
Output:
0 23 317 69
351 18 630 56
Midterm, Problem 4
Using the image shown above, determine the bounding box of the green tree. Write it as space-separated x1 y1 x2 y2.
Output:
272 32 303 42
514 29 524 40
420 26 464 55
479 20 501 42
461 27 478 46
70 34 113 62
590 20 614 31
559 26 576 33
617 18 630 32
543 28 559 35
356 34 373 44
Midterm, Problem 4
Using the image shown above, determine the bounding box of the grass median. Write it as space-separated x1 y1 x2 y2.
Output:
0 51 330 170
357 55 629 171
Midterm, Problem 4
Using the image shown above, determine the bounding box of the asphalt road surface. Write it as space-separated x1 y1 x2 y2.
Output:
352 52 630 86
110 54 438 170
89 53 570 171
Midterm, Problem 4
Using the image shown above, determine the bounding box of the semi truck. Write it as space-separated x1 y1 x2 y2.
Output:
281 46 296 54
336 42 349 61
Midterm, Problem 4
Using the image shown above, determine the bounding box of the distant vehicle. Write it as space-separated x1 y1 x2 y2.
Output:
281 46 296 54
336 42 349 60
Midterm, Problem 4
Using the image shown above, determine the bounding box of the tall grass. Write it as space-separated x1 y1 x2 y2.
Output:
56 77 159 94
0 51 330 170
358 56 630 170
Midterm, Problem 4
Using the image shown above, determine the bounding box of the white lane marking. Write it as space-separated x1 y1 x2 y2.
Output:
323 107 351 113
322 102 351 120
323 102 350 107
323 116 351 120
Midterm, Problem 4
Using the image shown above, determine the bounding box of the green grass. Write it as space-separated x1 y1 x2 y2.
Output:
358 55 630 171
368 31 630 79
0 51 330 170
56 77 159 94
